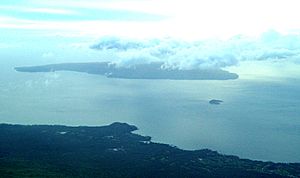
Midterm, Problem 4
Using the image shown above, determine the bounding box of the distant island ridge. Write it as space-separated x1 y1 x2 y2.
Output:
14 62 239 80
0 122 299 178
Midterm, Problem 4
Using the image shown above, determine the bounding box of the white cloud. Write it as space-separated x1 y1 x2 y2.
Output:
0 16 170 38
24 8 77 15
26 0 162 14
0 6 78 15
90 30 300 70
42 52 54 58
3 0 300 39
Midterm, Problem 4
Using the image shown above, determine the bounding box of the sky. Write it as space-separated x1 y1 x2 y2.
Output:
2 0 300 39
1 0 300 78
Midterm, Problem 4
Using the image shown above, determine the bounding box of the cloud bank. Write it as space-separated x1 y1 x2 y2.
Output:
90 30 300 70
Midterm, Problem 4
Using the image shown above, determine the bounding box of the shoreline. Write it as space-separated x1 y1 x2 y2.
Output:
0 122 299 177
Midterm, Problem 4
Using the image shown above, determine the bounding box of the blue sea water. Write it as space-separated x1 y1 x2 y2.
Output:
0 60 299 163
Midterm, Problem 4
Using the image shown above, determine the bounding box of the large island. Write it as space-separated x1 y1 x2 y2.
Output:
0 122 299 178
15 62 239 80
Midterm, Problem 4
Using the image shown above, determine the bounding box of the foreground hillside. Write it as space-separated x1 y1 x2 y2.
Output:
0 123 299 178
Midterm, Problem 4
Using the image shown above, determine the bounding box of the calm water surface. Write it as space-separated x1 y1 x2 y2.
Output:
0 62 299 162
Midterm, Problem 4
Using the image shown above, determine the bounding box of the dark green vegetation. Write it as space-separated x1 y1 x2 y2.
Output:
14 62 239 80
0 123 299 178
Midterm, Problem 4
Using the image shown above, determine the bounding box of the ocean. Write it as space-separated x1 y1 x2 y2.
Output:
0 60 300 163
